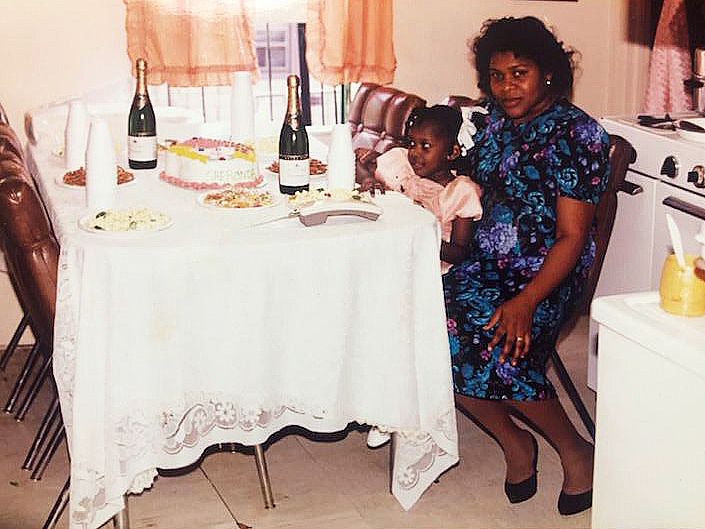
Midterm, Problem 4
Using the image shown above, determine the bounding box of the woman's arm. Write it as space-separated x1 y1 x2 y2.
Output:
441 217 476 264
485 196 596 364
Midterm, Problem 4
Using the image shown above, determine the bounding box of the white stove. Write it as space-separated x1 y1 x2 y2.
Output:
606 114 705 198
587 115 705 389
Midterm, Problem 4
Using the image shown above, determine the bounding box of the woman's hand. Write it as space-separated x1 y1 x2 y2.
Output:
484 292 537 365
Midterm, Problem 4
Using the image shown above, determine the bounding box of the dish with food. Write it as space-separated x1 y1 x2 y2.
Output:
57 166 135 189
265 158 328 178
286 188 373 209
197 188 277 210
79 208 172 234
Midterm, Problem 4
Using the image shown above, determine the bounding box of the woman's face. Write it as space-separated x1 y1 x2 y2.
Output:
488 51 553 123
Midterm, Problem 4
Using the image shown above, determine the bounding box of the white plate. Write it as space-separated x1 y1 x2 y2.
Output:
676 118 705 143
78 211 173 235
196 190 278 211
55 174 138 190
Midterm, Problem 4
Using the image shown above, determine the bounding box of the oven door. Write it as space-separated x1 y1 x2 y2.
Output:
588 170 658 390
653 182 705 287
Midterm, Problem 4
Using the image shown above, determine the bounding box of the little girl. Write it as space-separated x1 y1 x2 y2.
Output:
358 105 483 447
357 104 482 274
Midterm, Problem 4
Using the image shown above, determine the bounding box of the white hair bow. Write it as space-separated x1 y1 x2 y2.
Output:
457 105 488 155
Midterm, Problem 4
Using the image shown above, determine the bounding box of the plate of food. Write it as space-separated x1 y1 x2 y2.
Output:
197 188 277 211
57 166 136 189
286 187 373 209
78 207 172 234
264 158 328 179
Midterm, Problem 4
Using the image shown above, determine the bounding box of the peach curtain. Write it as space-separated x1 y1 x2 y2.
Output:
124 0 258 87
644 0 693 113
305 0 396 86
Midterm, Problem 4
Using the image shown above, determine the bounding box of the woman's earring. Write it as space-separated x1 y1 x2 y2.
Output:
545 78 552 87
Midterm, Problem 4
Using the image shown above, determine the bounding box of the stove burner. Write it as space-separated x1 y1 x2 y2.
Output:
637 114 676 130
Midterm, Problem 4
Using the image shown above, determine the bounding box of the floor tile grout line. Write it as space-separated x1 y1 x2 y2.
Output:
198 464 246 529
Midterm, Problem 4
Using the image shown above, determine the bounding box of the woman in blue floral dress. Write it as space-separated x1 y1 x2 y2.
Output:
445 17 609 516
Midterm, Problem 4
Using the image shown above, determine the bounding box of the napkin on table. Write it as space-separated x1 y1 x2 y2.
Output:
64 99 89 171
85 118 117 211
327 123 356 190
230 71 255 145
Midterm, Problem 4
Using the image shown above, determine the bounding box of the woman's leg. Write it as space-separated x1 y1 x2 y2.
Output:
509 398 593 494
456 394 536 484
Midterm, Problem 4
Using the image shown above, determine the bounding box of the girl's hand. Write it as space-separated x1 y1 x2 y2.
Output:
358 176 386 196
484 293 537 365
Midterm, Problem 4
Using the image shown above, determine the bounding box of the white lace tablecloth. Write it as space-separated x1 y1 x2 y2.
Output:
28 144 458 529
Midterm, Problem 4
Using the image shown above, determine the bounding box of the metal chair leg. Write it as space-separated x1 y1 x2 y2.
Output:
550 347 596 440
388 432 397 494
3 342 41 413
31 423 65 481
41 477 70 529
23 396 60 470
112 496 130 529
15 354 51 421
253 444 275 508
0 312 30 370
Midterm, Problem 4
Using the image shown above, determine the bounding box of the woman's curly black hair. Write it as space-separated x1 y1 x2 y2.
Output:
403 104 463 154
472 16 575 98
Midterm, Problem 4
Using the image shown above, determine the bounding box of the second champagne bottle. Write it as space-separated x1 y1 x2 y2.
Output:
128 58 157 170
278 74 309 195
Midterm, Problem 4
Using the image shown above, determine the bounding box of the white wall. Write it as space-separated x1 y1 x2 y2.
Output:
1 0 130 137
393 0 653 117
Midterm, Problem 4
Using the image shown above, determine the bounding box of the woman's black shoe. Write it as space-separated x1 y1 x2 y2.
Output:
504 433 538 504
558 489 592 515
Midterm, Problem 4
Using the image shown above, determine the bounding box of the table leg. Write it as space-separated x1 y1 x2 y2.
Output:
112 496 129 529
388 432 397 494
254 443 275 509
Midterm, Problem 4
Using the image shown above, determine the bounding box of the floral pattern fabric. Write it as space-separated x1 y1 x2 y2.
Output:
444 99 610 401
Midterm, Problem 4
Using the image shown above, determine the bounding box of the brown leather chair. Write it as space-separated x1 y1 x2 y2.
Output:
348 83 426 156
551 134 637 440
0 101 9 126
445 94 482 111
0 122 43 414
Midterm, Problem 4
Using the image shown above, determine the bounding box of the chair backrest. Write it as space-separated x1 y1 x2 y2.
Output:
0 143 59 346
0 101 9 126
348 83 426 155
577 134 636 314
445 95 482 111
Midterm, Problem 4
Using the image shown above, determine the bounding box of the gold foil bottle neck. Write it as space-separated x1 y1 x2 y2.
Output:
287 74 299 87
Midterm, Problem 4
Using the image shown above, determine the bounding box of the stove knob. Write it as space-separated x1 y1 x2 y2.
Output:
660 156 679 179
688 165 705 188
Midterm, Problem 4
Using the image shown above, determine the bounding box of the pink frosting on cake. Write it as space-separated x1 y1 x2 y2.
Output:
159 171 263 190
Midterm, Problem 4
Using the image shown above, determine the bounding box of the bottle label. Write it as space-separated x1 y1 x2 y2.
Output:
128 135 157 162
279 157 310 187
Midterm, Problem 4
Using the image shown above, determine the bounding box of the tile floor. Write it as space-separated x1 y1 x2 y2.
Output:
0 317 594 529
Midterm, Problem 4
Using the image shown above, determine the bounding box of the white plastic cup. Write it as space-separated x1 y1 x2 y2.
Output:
64 99 89 171
326 124 355 190
85 118 117 211
230 71 255 144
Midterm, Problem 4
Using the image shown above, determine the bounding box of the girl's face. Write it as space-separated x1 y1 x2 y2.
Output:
488 51 553 123
407 121 456 180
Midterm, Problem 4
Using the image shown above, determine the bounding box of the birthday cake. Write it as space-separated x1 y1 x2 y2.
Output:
160 137 263 190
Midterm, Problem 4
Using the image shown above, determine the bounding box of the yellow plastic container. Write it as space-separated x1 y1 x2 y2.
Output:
659 254 705 316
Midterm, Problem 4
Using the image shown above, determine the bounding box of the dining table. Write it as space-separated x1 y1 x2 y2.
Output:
25 106 459 529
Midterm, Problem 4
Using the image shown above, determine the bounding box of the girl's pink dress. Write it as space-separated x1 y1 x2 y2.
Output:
375 147 482 273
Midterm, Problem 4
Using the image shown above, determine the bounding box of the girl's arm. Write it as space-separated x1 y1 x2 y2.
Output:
441 217 476 264
485 196 595 364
